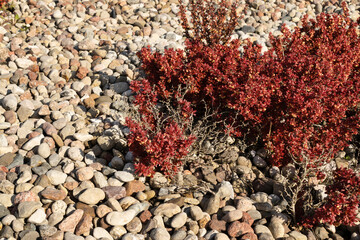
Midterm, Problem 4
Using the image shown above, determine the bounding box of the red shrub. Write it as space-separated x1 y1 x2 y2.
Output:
126 0 251 177
128 0 360 179
136 38 279 136
125 79 196 177
261 2 360 166
301 168 360 228
178 0 242 46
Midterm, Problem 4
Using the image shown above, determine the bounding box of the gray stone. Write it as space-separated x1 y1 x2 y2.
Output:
114 171 134 182
97 135 115 151
190 205 204 221
269 218 285 239
17 105 34 122
150 227 171 240
202 194 221 215
18 201 42 218
111 82 129 94
253 155 267 168
214 233 230 240
2 94 18 111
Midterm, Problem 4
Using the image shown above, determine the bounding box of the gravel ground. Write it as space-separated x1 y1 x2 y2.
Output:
0 0 359 239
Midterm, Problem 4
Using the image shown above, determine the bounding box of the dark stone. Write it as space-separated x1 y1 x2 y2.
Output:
252 178 273 194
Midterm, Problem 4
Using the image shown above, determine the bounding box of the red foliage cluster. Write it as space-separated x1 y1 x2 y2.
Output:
125 79 196 177
178 0 241 46
0 0 9 9
126 0 360 227
301 168 360 228
262 3 360 166
136 38 278 136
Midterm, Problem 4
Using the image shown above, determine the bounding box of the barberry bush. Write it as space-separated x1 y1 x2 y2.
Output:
261 2 360 167
125 79 196 177
300 167 360 228
279 154 360 228
126 0 360 229
125 0 250 177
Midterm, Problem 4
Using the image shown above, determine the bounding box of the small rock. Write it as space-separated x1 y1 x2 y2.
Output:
269 219 285 238
209 215 227 232
253 155 267 168
106 209 137 226
150 227 171 240
42 122 57 135
46 170 67 185
58 209 84 233
93 227 114 240
126 217 142 233
114 171 134 182
97 135 115 151
22 134 44 151
28 208 46 224
102 186 126 200
59 125 75 140
153 203 181 218
214 233 230 240
2 94 18 111
289 230 307 240
125 180 146 196
78 188 105 205
202 194 221 215
236 197 254 212
190 206 204 221
17 201 42 218
75 214 93 236
74 133 93 142
15 58 34 69
37 143 51 158
0 153 15 166
171 212 187 229
41 187 67 200
76 167 94 181
68 147 84 161
227 221 253 238
53 9 63 19
222 210 243 222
